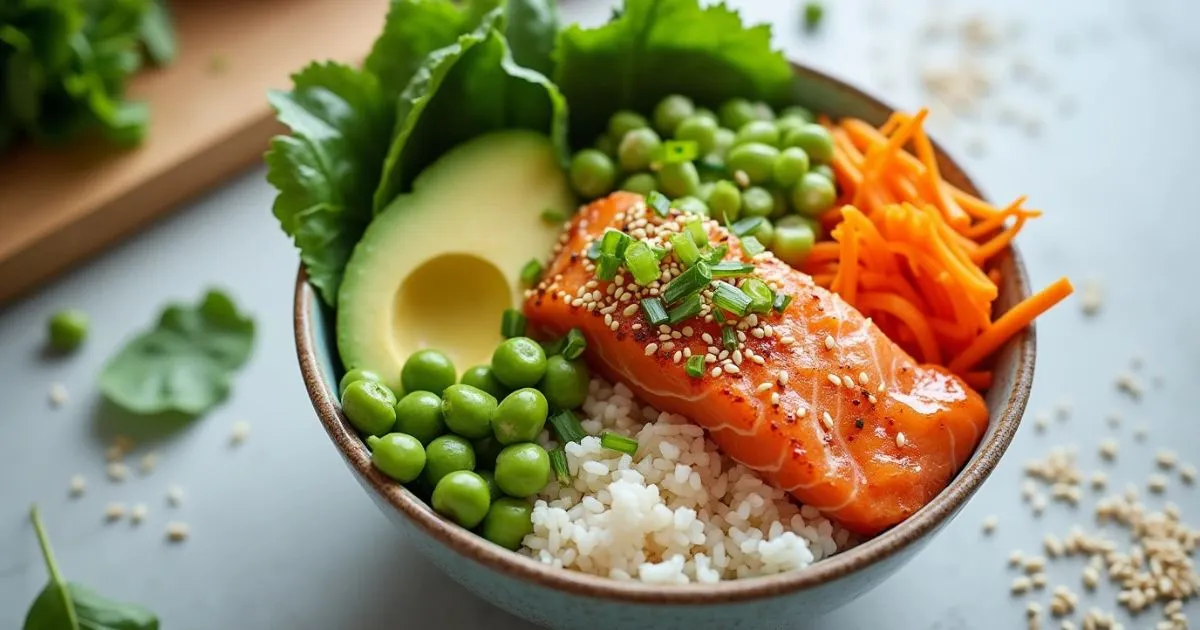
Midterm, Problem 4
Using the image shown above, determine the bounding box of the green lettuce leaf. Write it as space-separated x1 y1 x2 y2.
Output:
554 0 793 146
265 62 390 304
363 0 473 102
502 0 559 76
372 17 568 212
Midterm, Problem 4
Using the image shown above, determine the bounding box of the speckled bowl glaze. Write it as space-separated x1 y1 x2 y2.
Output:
292 63 1036 630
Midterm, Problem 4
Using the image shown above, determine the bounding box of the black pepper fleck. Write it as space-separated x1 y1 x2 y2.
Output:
854 418 865 429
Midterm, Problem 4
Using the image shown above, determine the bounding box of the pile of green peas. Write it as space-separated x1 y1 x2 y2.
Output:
567 95 839 267
337 336 590 551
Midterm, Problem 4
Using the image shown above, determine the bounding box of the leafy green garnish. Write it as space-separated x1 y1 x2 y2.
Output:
555 0 793 147
99 289 255 416
371 11 568 213
803 2 825 32
0 0 176 152
24 505 159 630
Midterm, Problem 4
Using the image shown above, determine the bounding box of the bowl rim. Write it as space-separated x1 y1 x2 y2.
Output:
291 62 1036 605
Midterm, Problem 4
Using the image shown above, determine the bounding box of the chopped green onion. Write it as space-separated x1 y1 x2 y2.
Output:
550 409 587 443
600 431 639 456
520 258 544 286
721 326 737 351
651 245 671 261
686 218 709 247
595 253 621 281
541 336 566 356
667 293 703 325
541 208 568 224
587 239 603 261
773 293 793 312
501 309 526 338
711 281 752 317
710 261 755 278
803 1 824 31
731 217 765 237
685 355 705 378
601 229 631 257
641 297 669 326
562 328 587 360
624 241 661 285
657 140 699 164
662 261 711 304
696 156 727 179
741 278 774 314
741 235 766 257
713 308 726 324
647 190 671 216
670 232 703 267
704 244 729 265
550 447 571 484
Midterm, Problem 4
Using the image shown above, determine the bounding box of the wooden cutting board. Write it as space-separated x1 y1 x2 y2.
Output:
0 0 391 306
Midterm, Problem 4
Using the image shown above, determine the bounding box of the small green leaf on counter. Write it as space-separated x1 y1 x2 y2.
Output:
23 505 159 630
803 2 825 32
99 289 255 416
140 0 177 65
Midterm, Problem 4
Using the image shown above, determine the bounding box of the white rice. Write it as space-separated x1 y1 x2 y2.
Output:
521 378 853 583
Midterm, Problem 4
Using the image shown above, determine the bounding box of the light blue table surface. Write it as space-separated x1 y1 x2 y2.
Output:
2 0 1198 627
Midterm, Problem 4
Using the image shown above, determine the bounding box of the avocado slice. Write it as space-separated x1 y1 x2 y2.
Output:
337 131 575 393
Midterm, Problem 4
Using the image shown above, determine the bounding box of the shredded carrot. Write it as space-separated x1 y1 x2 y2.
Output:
803 108 1074 388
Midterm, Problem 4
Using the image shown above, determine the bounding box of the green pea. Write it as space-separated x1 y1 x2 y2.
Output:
749 217 775 248
673 116 719 156
424 434 476 486
481 497 534 550
492 388 549 445
653 95 695 136
711 128 736 158
771 223 817 266
779 105 815 123
441 384 498 439
706 180 742 222
619 173 658 196
607 110 649 144
719 98 758 131
478 470 503 501
693 107 718 124
775 117 807 142
494 443 551 498
473 436 505 469
772 147 811 188
47 309 88 352
777 215 825 240
431 470 491 529
401 349 456 395
740 186 775 218
569 149 617 199
791 172 838 217
734 120 780 147
393 391 446 445
537 355 590 410
782 123 835 164
770 188 790 219
492 337 547 389
618 128 663 172
342 380 398 437
673 196 709 217
367 433 426 483
657 161 699 199
812 164 835 181
751 101 776 121
460 365 507 399
339 368 383 397
727 142 780 185
594 134 616 158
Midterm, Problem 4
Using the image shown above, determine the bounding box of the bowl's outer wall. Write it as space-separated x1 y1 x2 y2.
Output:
300 66 1034 630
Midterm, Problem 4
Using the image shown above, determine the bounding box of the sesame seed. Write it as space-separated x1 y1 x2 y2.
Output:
777 370 789 385
1090 471 1108 490
48 382 68 408
718 350 729 361
105 503 126 521
705 354 717 364
130 503 148 525
610 321 620 331
731 350 743 364
827 373 842 386
842 375 855 388
723 364 740 374
1147 474 1167 494
1009 550 1025 567
751 328 765 339
1099 438 1119 460
605 314 614 327
622 302 640 316
663 341 676 351
896 432 908 447
107 462 128 482
868 394 878 404
780 336 796 345
756 382 773 393
1012 576 1033 594
763 325 774 337
982 515 998 534
796 407 808 418
822 412 834 430
770 392 780 405
751 354 765 365
824 335 836 350
166 522 190 542
1181 464 1196 485
1155 450 1177 469
1025 556 1047 574
139 452 158 474
710 367 722 378
166 485 184 507
877 383 885 393
68 475 86 497
683 347 692 358
644 343 658 356
858 372 869 385
701 333 714 344
682 326 693 337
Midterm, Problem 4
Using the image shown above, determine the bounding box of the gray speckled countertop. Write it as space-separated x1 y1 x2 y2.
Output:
2 0 1198 627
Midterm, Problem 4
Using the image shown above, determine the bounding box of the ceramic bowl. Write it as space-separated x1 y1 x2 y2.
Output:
292 63 1036 630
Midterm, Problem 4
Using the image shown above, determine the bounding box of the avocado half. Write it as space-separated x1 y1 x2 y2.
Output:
336 131 576 393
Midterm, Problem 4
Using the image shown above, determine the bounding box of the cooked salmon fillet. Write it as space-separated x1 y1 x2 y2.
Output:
524 192 989 535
